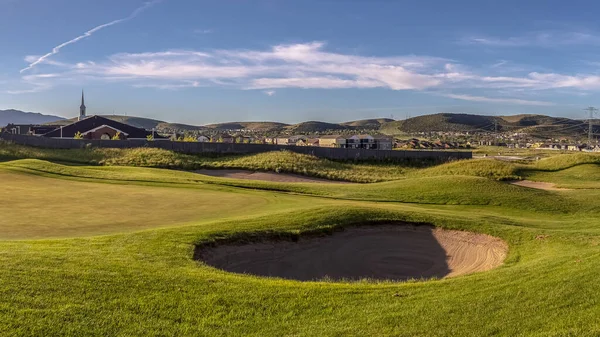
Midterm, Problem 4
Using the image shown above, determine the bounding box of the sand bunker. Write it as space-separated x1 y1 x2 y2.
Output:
510 180 570 191
195 169 345 183
197 225 507 282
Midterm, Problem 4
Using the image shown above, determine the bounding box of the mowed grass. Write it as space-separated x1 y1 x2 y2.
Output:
1 147 600 335
0 169 315 240
0 182 600 336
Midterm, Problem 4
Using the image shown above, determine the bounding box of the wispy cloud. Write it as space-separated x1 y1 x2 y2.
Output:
490 60 508 68
194 29 213 34
20 0 161 73
263 90 276 96
443 94 555 106
10 40 600 106
462 30 600 48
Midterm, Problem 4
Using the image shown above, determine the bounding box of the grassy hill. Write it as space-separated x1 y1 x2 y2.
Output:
342 118 394 129
380 112 595 136
285 121 349 133
204 121 288 131
38 112 598 137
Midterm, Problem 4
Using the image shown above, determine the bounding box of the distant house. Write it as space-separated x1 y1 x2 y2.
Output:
295 138 319 147
318 135 346 148
374 136 393 150
213 134 234 143
276 135 305 145
3 124 35 135
41 115 166 140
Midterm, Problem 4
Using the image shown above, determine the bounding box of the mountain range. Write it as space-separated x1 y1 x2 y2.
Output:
2 109 598 137
0 109 64 126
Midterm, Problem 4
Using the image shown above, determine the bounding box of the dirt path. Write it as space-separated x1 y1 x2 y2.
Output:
195 169 347 184
197 225 507 281
510 180 571 191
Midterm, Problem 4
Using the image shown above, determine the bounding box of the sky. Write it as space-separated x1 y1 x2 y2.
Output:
2 0 600 124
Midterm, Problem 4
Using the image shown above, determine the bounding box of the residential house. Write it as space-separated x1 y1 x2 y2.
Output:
296 138 319 147
374 136 393 150
3 124 35 135
276 135 305 145
212 134 234 143
318 135 346 148
346 134 376 149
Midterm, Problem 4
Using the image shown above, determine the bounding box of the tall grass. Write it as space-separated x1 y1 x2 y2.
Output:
2 141 598 183
531 153 600 171
0 142 414 182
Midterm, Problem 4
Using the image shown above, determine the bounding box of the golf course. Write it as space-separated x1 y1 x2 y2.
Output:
1 143 600 336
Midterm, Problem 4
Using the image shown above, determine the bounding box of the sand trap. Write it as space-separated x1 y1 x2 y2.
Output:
510 180 571 191
196 225 507 282
195 169 346 183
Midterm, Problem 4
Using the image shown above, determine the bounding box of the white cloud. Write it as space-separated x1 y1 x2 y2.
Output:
263 90 276 96
443 94 555 106
20 0 161 73
10 39 600 107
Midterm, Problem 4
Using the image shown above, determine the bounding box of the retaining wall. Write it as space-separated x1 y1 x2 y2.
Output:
0 134 472 161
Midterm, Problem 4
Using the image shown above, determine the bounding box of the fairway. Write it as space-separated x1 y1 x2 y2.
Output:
1 154 600 336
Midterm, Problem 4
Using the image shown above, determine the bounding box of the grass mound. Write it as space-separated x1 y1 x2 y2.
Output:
414 158 519 180
0 142 419 182
531 153 600 171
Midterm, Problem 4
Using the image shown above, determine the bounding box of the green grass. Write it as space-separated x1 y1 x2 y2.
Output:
0 142 416 182
2 144 600 336
523 164 600 189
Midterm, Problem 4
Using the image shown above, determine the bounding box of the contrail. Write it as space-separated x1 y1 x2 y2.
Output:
20 0 161 73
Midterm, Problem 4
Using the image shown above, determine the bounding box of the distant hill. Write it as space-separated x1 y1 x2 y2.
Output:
24 111 595 138
0 109 64 126
285 121 350 133
383 113 498 133
380 113 593 137
205 121 288 131
342 118 394 129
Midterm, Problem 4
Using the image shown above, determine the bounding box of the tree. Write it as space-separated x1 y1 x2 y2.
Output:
111 132 121 140
73 131 83 140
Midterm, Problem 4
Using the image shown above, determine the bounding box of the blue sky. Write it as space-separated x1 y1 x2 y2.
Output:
2 0 600 124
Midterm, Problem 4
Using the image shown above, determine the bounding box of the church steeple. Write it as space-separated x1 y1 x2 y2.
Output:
79 90 86 121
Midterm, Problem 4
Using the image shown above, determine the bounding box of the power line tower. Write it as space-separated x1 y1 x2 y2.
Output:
584 107 598 146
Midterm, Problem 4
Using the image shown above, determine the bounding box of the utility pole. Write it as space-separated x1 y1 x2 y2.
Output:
584 107 598 146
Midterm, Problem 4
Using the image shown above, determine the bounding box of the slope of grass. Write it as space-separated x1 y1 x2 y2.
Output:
531 153 600 171
2 159 592 215
1 198 600 336
413 158 520 180
0 142 416 182
523 164 600 189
